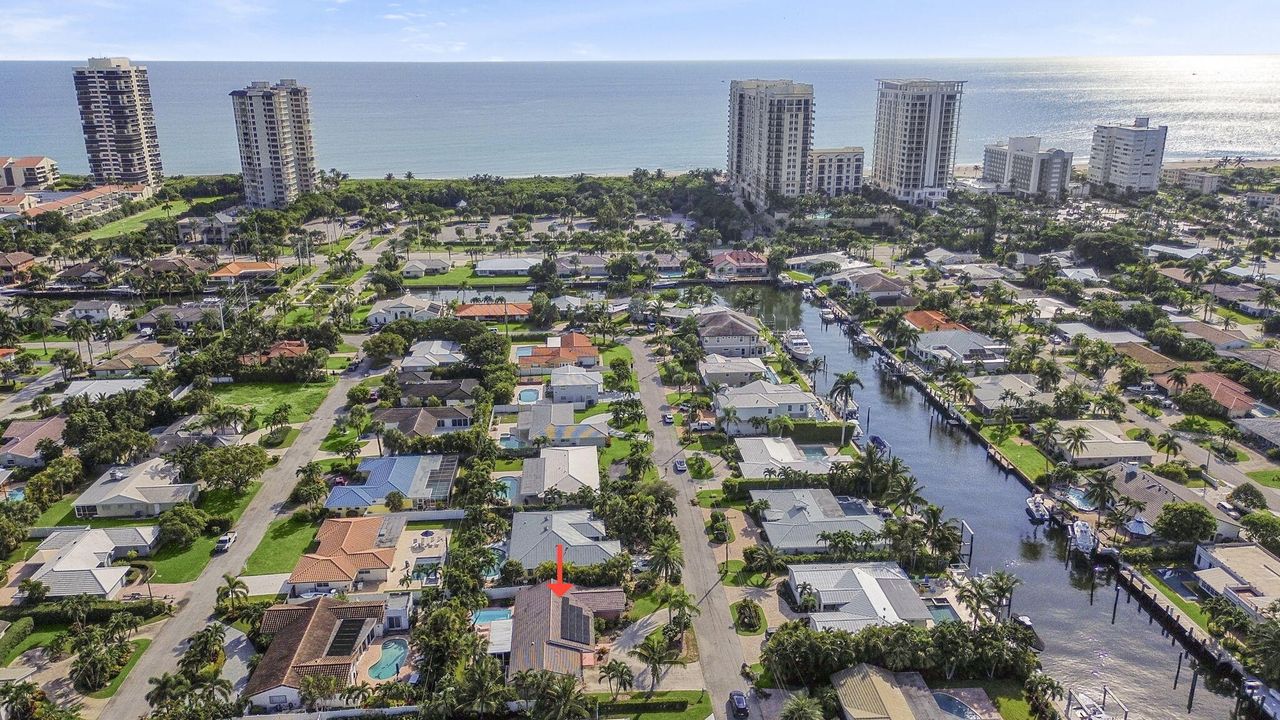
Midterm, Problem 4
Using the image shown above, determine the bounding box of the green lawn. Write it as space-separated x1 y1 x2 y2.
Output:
35 493 78 527
148 483 263 583
931 679 1032 720
88 639 152 699
1172 415 1230 434
493 458 524 472
696 489 747 510
575 403 612 422
0 622 68 666
243 514 319 576
718 559 770 588
1141 569 1210 631
212 379 335 423
1214 305 1262 326
784 270 814 283
325 356 351 370
1247 469 1280 489
1194 439 1247 462
258 427 301 449
980 428 1051 480
587 691 712 720
599 343 634 369
320 426 365 453
82 198 205 240
729 601 764 636
402 265 528 288
281 306 318 326
626 588 664 621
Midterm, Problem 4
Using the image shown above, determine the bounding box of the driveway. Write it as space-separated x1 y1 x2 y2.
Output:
628 338 754 719
220 623 254 696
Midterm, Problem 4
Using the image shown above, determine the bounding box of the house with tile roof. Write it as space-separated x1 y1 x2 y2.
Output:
29 527 159 599
245 597 389 709
396 377 479 407
1103 462 1241 541
710 250 768 278
506 583 601 679
695 308 768 358
750 488 884 554
517 447 601 503
366 293 446 327
824 270 912 304
56 261 117 288
0 415 66 468
514 402 609 448
830 664 950 720
1154 371 1257 417
714 380 820 436
208 260 280 283
0 156 59 190
455 302 533 322
787 562 931 633
508 510 621 570
135 303 219 331
402 339 465 372
1173 320 1250 350
91 342 175 377
239 339 310 366
324 455 460 512
286 517 396 596
518 333 600 375
903 310 965 332
0 251 36 283
73 458 199 519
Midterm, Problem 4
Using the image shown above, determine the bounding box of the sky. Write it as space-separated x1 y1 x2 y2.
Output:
2 0 1278 62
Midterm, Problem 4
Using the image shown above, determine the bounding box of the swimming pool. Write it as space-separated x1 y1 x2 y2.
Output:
498 434 524 449
517 388 541 403
483 546 508 580
369 638 409 680
515 346 535 357
1063 486 1099 512
933 692 980 720
474 608 513 625
797 445 830 460
5 488 24 503
498 476 519 500
927 600 962 623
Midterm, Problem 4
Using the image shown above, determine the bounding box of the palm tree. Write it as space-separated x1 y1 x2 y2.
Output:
628 633 685 691
659 586 700 625
1060 426 1091 461
647 534 684 583
343 681 374 707
829 371 863 447
779 695 825 720
1166 365 1191 395
1082 471 1119 515
985 570 1022 618
884 475 926 515
720 405 740 434
599 658 635 700
955 576 994 629
1155 431 1182 463
216 574 248 608
146 672 190 708
533 673 592 720
768 415 794 438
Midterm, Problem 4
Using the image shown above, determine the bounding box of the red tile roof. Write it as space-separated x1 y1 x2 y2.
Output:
455 302 533 319
1154 371 1255 414
288 517 395 584
518 332 600 369
903 310 965 331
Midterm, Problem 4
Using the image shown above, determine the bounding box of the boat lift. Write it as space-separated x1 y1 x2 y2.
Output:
1065 687 1130 720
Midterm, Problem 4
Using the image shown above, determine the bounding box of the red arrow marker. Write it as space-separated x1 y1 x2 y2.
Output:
548 543 574 597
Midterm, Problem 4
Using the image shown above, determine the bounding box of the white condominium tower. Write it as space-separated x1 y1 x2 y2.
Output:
870 79 964 207
231 80 317 209
1087 117 1167 193
72 57 163 186
982 137 1074 201
727 79 814 209
808 147 864 197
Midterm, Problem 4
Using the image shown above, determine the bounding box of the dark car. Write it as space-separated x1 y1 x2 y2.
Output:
729 691 749 718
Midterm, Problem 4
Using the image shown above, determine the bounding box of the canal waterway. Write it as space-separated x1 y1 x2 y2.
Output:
730 285 1237 720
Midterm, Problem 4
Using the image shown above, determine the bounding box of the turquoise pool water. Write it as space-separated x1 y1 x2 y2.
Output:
1064 486 1099 512
369 638 409 680
483 546 508 580
498 476 519 500
5 488 23 503
516 346 534 357
517 388 540 402
473 608 513 625
933 692 980 720
928 601 961 623
499 435 523 449
798 445 829 460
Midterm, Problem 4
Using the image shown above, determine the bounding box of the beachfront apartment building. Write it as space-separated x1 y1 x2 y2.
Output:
727 79 814 209
231 80 317 208
1087 117 1167 194
0 156 59 190
981 137 1074 201
1162 168 1222 194
808 147 864 197
72 58 163 186
870 79 965 207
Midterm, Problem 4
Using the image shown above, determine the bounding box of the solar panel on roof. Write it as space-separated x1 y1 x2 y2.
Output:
560 598 592 645
326 618 365 656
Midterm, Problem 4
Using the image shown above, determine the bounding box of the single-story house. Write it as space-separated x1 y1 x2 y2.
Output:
135 303 218 331
909 329 1009 373
91 342 175 377
923 248 980 269
517 446 601 503
1145 244 1212 261
474 258 539 276
698 354 769 388
373 406 474 437
455 303 532 323
518 332 600 375
1115 342 1181 375
1235 417 1280 452
735 437 853 478
548 367 604 405
514 402 609 447
239 339 310 367
1153 371 1257 417
0 415 66 468
1049 421 1154 468
1054 322 1146 346
715 380 820 436
506 583 598 680
1105 463 1241 542
785 252 868 274
750 488 884 554
555 254 609 278
208 261 280 283
73 458 199 519
401 258 450 278
325 454 460 512
968 374 1053 417
29 527 160 600
401 339 465 372
366 294 446 326
903 310 965 332
507 510 621 570
830 664 950 720
1173 320 1250 350
286 517 396 596
1193 543 1280 621
56 261 116 288
788 562 931 633
61 378 150 401
397 377 480 407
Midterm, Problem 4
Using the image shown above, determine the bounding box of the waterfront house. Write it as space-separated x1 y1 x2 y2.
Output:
825 270 912 305
67 300 127 323
516 446 601 503
286 517 395 596
1049 421 1154 468
29 527 159 600
0 252 35 283
1104 463 1241 541
787 562 930 633
474 258 539 276
695 308 768 358
909 329 1009 373
56 261 116 288
91 342 175 377
830 664 950 720
401 339 466 372
372 406 474 438
1153 371 1256 417
507 582 598 680
555 254 610 278
0 415 66 468
698 354 769 388
514 401 609 448
73 458 199 519
455 302 532 323
135 303 218 332
366 294 446 326
1193 543 1280 622
750 488 884 554
785 252 869 274
507 510 620 570
244 597 389 709
401 258 450 277
397 377 480 407
715 380 820 436
177 212 241 244
903 309 965 332
735 437 853 478
517 332 600 375
324 454 460 513
969 374 1054 417
208 260 280 283
710 250 768 278
548 366 604 405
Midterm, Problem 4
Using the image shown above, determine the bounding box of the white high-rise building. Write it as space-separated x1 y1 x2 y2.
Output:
727 79 814 209
72 58 163 186
808 148 864 197
981 137 1074 201
1087 117 1167 194
231 80 317 209
870 79 964 207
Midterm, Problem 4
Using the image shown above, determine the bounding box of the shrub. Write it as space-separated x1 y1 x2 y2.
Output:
0 616 33 660
735 599 763 631
1229 482 1269 511
1151 463 1188 484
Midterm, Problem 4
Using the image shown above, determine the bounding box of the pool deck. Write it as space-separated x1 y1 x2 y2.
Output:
354 632 414 685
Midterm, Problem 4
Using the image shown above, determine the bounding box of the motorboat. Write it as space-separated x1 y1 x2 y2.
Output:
868 435 892 455
1014 615 1046 652
801 288 814 301
782 329 814 360
819 308 837 322
1069 520 1097 555
1025 494 1051 524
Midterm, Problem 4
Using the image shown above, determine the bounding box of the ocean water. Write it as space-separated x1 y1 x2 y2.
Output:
3 56 1279 178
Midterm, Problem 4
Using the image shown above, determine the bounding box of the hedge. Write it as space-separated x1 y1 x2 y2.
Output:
0 617 33 660
782 421 849 443
0 598 169 625
594 699 690 714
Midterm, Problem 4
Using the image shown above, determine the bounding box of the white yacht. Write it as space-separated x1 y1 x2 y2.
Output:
782 329 814 360
1069 520 1097 555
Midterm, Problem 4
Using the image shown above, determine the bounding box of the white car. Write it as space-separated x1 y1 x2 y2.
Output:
214 531 237 552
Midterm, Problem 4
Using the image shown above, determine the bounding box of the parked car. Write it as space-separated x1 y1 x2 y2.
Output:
729 691 749 718
662 413 675 425
674 459 687 473
214 531 237 552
